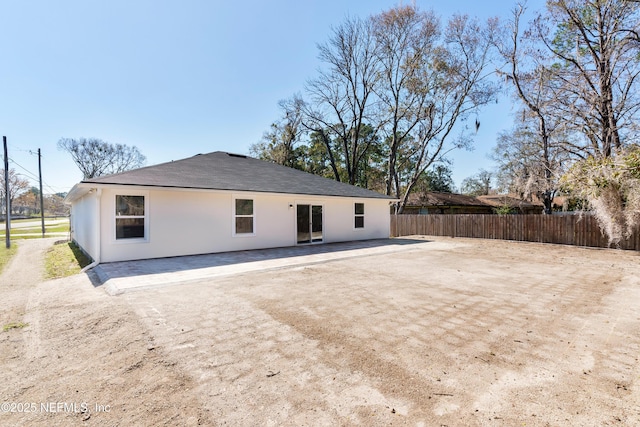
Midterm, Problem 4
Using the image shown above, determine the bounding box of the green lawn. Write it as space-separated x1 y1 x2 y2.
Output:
0 219 70 240
44 240 92 279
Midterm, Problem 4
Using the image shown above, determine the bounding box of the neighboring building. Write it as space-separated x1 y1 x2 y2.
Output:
65 152 394 263
402 192 494 215
477 194 543 215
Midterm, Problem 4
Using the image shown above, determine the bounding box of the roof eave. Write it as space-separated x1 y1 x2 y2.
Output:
65 181 396 201
64 183 94 204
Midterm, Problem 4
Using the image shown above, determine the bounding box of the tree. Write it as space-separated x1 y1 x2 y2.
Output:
390 13 498 212
495 3 563 214
535 0 640 157
492 113 573 210
0 168 30 215
304 15 382 185
561 145 640 246
417 164 456 194
460 169 493 196
368 7 498 212
249 97 305 169
371 6 440 197
522 0 640 243
45 194 67 216
257 6 497 213
13 187 39 215
58 138 146 179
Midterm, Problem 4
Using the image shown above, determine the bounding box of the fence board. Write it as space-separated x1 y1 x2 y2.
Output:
390 214 639 251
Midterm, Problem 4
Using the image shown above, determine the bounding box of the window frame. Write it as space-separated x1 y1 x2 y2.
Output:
354 202 365 229
233 196 255 237
114 193 149 243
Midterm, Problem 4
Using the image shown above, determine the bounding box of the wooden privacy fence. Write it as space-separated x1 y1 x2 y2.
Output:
390 214 640 251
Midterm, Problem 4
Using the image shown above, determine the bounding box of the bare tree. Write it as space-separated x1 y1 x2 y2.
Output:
371 5 440 197
492 115 573 206
0 168 30 216
304 15 381 185
494 4 564 213
256 6 497 210
535 0 640 157
391 14 498 212
58 138 146 179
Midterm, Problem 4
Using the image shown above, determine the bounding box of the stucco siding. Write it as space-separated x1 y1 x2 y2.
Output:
322 198 390 243
70 191 100 261
91 186 390 263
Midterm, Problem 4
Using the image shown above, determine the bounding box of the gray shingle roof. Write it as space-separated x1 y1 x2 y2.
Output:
82 151 392 199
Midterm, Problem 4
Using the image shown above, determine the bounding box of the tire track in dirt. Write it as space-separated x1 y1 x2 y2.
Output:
258 302 442 418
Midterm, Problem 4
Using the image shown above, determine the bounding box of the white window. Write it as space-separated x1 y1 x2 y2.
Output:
115 195 146 239
354 202 365 229
234 198 254 234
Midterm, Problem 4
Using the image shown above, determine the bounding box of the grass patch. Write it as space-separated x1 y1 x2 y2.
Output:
45 240 92 279
0 243 18 274
0 221 69 240
0 234 69 240
3 322 29 332
4 224 70 233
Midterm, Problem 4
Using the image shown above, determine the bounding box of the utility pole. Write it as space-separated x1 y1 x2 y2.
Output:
38 149 45 237
4 136 10 248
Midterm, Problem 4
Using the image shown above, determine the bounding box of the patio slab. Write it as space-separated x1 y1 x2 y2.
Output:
93 238 439 294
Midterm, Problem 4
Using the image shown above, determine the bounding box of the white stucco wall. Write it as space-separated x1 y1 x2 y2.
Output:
69 190 100 261
74 185 391 262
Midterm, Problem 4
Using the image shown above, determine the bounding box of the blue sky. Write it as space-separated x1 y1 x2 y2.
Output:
1 0 545 194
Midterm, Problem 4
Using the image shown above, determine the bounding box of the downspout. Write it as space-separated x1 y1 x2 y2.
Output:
81 188 101 272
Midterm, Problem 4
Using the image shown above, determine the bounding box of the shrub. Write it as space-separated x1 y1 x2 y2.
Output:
561 146 640 246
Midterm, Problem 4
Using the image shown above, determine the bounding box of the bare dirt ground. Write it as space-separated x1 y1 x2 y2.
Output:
1 236 639 426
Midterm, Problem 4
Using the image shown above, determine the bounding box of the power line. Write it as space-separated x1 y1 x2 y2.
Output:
8 157 40 181
7 143 33 154
8 157 65 195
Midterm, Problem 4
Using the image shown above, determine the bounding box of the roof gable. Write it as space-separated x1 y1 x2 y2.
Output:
81 151 392 200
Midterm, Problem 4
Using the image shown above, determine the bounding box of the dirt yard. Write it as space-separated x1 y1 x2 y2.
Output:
1 237 639 426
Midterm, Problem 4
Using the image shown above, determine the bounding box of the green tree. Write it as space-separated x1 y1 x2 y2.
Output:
460 170 493 196
419 164 456 193
249 97 305 170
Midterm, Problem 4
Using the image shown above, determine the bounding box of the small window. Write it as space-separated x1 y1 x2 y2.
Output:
354 202 364 229
116 195 146 239
235 199 254 234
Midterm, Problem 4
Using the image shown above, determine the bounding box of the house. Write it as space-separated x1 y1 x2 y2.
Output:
65 152 395 263
477 194 543 215
402 191 494 215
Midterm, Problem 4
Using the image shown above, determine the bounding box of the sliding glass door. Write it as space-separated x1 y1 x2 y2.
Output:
297 204 323 244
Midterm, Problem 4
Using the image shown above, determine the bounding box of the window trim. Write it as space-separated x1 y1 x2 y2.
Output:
232 196 255 237
354 202 365 229
114 192 149 243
